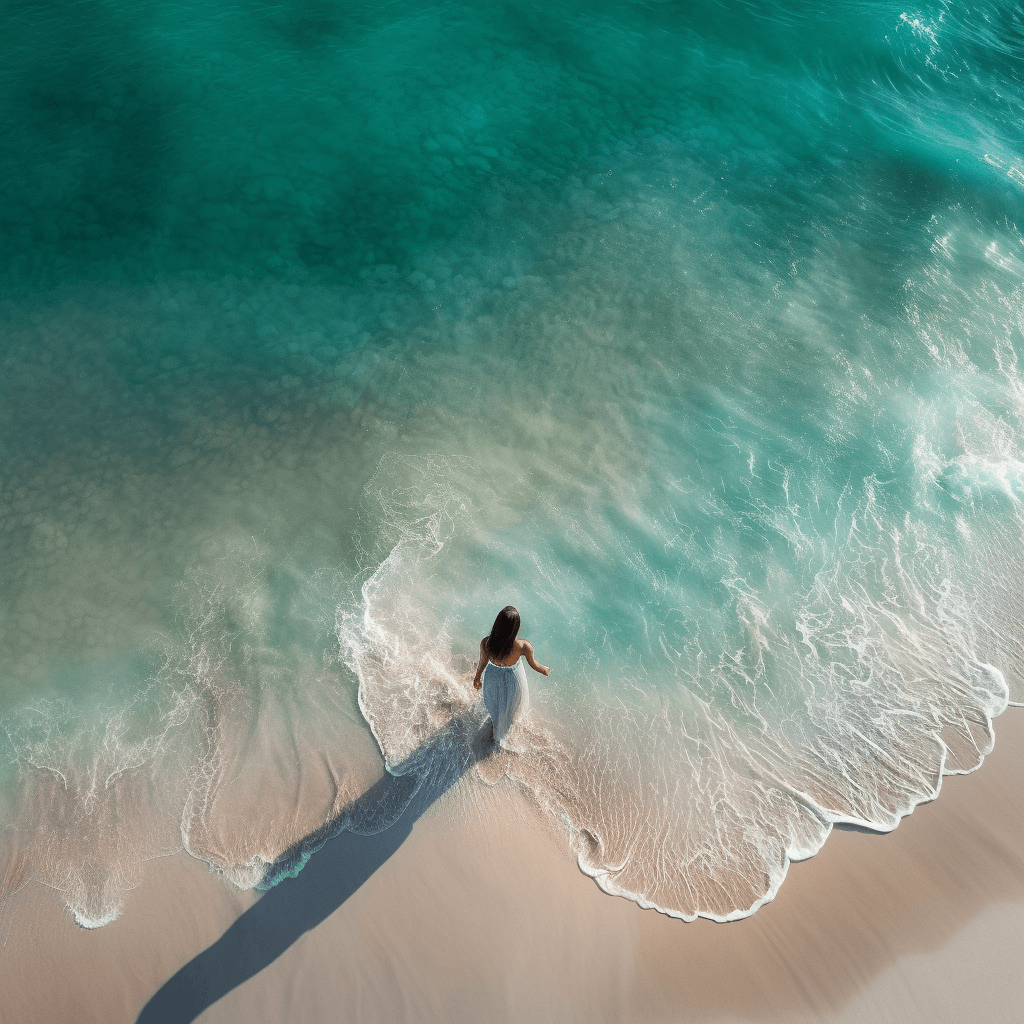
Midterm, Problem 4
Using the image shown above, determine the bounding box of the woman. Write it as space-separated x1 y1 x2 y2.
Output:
473 605 550 746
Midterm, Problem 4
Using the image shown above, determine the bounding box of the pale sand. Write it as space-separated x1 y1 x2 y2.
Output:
4 710 1024 1024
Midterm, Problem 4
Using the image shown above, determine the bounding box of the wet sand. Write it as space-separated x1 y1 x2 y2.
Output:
3 710 1024 1024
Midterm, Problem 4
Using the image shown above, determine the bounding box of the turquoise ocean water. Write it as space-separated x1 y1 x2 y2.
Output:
1 0 1022 927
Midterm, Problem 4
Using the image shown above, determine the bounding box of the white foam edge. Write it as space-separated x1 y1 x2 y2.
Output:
563 658 1012 923
341 540 1017 925
72 906 122 930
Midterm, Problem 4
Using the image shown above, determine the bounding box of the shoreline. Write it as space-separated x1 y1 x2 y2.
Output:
3 709 1023 1023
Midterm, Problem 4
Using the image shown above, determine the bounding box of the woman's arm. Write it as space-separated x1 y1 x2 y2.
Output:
472 638 488 689
521 640 551 676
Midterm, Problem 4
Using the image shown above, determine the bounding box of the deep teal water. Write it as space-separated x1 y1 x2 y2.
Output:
1 0 1022 926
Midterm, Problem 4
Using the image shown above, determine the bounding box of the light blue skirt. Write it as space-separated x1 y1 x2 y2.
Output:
482 657 529 746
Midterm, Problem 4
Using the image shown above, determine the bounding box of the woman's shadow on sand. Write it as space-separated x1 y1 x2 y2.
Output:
137 712 491 1024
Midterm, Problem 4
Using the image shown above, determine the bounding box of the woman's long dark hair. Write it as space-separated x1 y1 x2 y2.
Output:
486 605 520 662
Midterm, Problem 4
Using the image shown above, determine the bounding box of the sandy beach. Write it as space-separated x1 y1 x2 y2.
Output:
2 0 1022 1020
2 707 1021 1024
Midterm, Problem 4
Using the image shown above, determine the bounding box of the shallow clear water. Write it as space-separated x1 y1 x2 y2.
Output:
1 0 1022 926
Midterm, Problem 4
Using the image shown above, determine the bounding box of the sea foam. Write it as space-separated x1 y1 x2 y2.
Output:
1 0 1023 931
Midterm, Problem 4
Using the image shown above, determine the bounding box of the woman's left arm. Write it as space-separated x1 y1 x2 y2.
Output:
522 640 551 676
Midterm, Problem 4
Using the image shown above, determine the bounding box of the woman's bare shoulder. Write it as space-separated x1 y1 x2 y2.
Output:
517 638 533 652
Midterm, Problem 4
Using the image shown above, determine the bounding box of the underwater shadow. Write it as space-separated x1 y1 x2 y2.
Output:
137 712 487 1024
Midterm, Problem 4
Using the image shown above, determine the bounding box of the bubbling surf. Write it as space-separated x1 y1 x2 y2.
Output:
338 442 1020 921
1 0 1023 933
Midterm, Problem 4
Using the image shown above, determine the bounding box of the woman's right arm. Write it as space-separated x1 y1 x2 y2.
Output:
473 639 488 689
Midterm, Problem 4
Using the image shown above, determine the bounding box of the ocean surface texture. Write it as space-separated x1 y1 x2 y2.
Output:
1 0 1022 929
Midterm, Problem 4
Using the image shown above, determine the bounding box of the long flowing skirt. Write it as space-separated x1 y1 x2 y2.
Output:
482 658 529 746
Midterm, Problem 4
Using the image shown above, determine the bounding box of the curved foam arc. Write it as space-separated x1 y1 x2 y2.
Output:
1 0 1023 933
343 547 475 773
0 679 193 928
337 437 1020 923
0 539 384 926
339 454 500 771
472 707 835 923
515 665 1006 924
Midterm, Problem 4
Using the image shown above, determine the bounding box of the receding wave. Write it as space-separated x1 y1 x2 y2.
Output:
1 0 1023 935
339 446 1021 921
0 539 381 928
